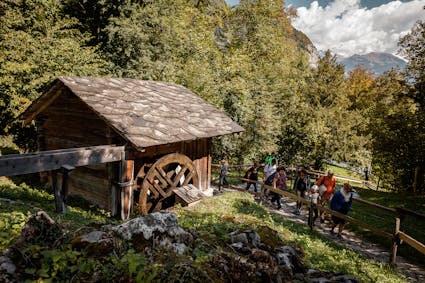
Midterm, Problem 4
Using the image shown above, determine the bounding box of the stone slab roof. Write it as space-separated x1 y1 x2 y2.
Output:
21 76 244 149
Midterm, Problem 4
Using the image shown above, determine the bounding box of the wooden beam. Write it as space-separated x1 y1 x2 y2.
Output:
398 231 425 255
0 145 125 176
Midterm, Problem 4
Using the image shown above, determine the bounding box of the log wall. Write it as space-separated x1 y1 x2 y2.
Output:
39 89 125 210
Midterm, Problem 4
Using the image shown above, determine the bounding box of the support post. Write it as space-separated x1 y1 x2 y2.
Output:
390 217 401 266
51 170 64 213
60 165 74 213
118 152 134 220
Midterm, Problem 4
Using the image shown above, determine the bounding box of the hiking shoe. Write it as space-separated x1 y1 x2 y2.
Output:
277 205 282 210
336 234 343 240
330 231 336 237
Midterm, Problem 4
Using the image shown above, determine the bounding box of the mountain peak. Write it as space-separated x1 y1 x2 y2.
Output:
337 52 406 75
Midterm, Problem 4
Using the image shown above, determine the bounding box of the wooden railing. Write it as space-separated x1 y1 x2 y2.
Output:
233 176 425 266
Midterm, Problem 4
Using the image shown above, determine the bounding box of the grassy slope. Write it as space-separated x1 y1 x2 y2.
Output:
214 164 425 266
0 176 407 282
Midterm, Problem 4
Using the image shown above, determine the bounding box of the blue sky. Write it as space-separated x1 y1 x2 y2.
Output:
225 0 425 57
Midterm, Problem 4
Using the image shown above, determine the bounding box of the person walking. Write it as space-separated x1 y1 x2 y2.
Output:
263 158 277 182
316 169 336 223
308 184 321 227
293 169 311 214
270 166 288 209
245 162 259 192
330 183 354 239
219 159 229 191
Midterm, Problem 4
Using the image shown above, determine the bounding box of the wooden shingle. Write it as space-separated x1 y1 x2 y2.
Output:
21 76 244 149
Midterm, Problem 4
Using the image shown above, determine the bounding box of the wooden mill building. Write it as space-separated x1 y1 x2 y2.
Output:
20 76 244 218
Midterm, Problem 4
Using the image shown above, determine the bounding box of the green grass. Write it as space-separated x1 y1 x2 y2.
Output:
176 192 406 283
213 164 425 267
0 176 412 282
0 178 112 251
347 187 425 266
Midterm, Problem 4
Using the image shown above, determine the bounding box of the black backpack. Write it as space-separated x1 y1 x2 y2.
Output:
265 172 277 186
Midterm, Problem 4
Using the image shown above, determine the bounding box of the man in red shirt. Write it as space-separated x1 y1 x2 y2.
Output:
316 169 336 223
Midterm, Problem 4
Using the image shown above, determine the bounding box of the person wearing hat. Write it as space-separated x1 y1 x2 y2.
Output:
330 183 354 239
316 169 336 223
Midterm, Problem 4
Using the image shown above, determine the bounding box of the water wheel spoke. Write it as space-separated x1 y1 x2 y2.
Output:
171 164 189 189
148 183 160 198
153 181 168 198
183 170 194 186
157 167 174 187
154 169 169 188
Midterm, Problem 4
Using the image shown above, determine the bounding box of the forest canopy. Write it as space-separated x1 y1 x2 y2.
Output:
0 0 424 192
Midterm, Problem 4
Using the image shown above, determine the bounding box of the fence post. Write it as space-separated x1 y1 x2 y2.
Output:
308 199 314 230
390 217 400 266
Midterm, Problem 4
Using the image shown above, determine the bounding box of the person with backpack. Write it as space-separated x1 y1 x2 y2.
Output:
293 169 311 215
330 183 354 239
245 161 259 192
316 169 336 223
268 166 287 209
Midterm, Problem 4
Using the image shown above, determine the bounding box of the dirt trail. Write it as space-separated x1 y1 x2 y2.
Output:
218 186 425 283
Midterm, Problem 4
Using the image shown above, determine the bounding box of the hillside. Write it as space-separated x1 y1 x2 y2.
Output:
0 180 409 282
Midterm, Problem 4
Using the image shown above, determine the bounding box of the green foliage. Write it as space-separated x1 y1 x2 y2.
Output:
0 0 106 147
0 0 423 193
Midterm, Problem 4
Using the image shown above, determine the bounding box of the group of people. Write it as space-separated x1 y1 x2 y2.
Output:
219 157 355 239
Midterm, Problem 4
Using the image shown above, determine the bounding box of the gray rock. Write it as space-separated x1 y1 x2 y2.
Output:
229 230 261 246
112 212 193 254
230 232 248 244
0 256 16 274
113 212 192 242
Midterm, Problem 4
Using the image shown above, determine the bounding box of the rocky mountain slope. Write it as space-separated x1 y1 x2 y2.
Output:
337 52 406 75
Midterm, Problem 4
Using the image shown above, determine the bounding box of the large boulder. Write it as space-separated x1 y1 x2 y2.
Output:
112 212 193 254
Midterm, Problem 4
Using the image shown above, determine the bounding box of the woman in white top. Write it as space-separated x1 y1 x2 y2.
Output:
263 159 277 181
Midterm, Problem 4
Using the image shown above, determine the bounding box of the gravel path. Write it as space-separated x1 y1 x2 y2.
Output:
217 186 425 282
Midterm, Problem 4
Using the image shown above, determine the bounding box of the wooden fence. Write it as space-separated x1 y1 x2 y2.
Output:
232 176 425 267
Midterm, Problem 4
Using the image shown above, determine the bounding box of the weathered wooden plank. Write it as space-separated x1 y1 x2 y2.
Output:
173 184 204 206
0 145 125 176
398 231 425 255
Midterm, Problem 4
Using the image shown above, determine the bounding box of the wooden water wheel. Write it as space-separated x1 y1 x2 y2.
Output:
138 153 199 215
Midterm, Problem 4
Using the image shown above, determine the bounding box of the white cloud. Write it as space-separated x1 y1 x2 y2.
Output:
292 0 425 57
